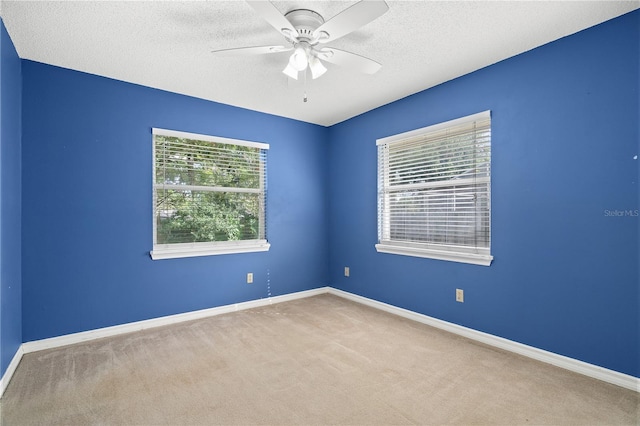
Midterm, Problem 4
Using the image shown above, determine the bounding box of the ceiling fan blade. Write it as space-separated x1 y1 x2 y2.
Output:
246 1 299 38
313 0 388 44
319 48 382 75
211 45 292 57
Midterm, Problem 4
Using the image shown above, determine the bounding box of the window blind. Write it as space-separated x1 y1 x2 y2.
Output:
376 111 492 265
152 128 268 258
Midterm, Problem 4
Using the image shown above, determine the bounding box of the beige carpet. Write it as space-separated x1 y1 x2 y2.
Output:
1 294 638 425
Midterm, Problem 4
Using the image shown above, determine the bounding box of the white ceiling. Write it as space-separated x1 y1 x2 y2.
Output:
2 1 638 126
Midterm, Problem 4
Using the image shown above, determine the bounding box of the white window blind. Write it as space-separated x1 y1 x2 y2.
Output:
151 128 269 260
376 111 492 266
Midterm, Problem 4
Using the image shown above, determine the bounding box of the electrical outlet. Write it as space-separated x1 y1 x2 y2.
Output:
344 266 350 277
247 273 253 284
456 289 464 303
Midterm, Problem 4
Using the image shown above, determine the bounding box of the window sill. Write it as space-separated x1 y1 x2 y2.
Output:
375 243 493 266
151 240 270 260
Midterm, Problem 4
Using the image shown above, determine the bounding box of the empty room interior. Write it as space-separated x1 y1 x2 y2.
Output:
0 0 639 424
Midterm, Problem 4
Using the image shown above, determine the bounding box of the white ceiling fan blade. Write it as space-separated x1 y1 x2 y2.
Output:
246 1 299 39
313 0 388 44
211 45 292 57
319 48 382 75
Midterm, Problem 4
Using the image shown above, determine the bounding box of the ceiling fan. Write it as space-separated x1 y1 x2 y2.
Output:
211 0 389 81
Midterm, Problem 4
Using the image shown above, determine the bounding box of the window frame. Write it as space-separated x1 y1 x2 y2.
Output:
375 111 493 266
150 128 270 260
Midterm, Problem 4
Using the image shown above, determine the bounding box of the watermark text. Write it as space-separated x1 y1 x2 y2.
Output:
604 209 639 217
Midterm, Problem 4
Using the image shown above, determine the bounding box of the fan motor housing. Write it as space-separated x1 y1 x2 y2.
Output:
285 9 324 40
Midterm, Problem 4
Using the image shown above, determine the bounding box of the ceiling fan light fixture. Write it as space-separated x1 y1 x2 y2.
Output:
289 46 309 71
283 62 299 80
309 56 327 79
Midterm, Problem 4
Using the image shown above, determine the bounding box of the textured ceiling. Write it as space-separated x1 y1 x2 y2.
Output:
2 1 638 126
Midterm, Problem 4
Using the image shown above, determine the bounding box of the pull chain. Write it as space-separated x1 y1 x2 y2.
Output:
303 68 308 102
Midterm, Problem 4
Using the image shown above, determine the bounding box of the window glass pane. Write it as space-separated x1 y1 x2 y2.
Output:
387 182 490 248
155 189 262 244
155 136 262 189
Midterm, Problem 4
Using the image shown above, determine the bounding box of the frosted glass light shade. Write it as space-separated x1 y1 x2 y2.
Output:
290 46 308 71
282 63 299 79
309 56 327 79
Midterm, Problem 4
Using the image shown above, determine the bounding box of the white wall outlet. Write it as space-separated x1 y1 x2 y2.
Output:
247 273 253 284
456 289 464 303
344 266 350 277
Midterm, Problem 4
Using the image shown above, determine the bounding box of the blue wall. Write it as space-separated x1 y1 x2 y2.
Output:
0 19 22 377
5 9 638 381
328 11 639 377
21 62 329 342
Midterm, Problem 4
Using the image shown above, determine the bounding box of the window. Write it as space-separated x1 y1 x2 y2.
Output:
151 128 269 260
376 111 492 266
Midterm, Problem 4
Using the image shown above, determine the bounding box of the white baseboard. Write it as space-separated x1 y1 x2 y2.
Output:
3 285 637 398
21 287 329 354
327 287 639 392
0 344 24 398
